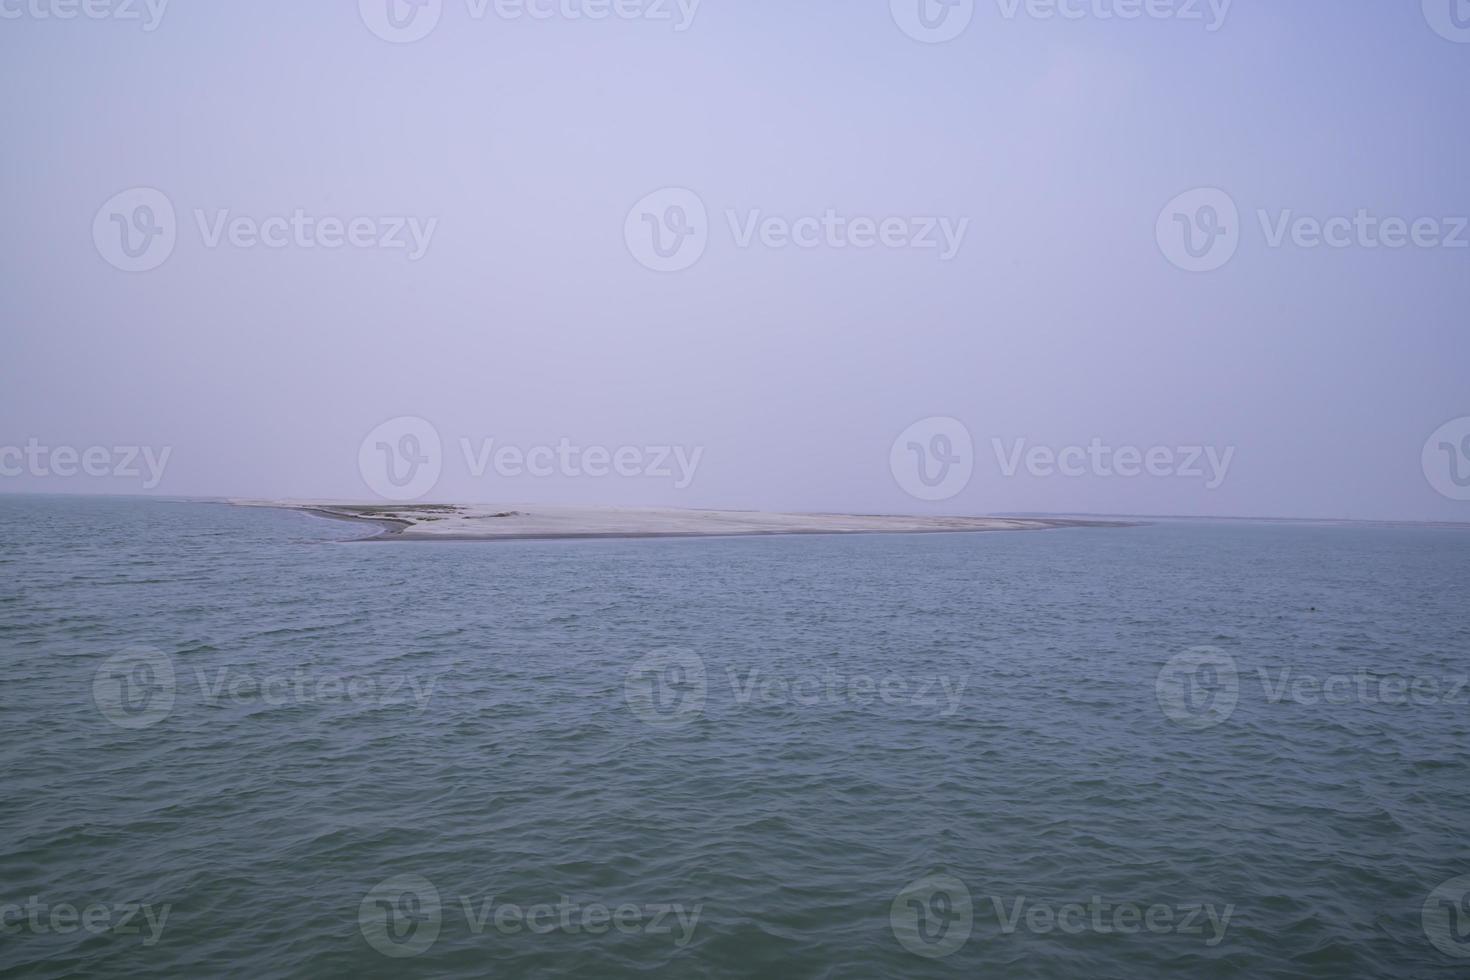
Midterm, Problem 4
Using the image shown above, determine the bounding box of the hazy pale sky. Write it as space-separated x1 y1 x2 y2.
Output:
2 0 1467 520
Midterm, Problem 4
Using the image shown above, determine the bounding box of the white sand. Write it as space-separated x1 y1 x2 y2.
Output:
231 500 1128 541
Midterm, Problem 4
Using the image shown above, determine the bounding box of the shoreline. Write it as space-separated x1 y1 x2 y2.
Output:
296 506 412 536
234 500 1139 542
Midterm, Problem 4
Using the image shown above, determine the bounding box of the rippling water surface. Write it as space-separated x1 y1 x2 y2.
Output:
2 496 1468 978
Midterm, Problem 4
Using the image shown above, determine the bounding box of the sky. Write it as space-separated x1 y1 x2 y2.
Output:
1 0 1468 520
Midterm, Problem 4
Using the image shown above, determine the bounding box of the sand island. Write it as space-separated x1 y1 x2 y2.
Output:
232 501 1135 541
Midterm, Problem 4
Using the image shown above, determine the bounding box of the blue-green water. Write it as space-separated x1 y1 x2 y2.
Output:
1 496 1468 978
